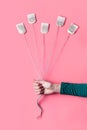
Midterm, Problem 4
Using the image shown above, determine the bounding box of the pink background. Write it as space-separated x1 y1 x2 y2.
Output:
0 0 87 130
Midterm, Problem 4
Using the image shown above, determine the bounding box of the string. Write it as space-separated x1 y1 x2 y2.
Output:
36 95 44 119
42 34 46 78
47 34 71 75
44 26 60 77
24 35 40 79
35 33 48 118
24 35 43 118
32 25 46 118
32 24 43 78
36 34 47 119
24 35 44 118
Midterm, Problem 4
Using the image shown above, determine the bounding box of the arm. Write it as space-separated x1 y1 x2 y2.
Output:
33 80 87 97
60 82 87 97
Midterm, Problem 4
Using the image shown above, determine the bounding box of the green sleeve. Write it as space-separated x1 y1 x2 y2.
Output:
60 82 87 97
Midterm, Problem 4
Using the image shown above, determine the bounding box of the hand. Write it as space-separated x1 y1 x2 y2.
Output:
33 80 55 95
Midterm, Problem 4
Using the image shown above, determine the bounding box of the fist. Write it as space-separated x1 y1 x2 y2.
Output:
33 80 55 95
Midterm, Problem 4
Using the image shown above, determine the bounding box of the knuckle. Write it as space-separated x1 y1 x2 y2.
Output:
36 92 40 95
35 88 41 92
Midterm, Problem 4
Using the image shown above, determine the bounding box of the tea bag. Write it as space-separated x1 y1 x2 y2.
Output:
27 13 37 24
41 23 50 34
67 23 79 34
16 23 27 34
57 16 66 27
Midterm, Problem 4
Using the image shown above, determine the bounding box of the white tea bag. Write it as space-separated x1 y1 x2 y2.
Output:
67 23 79 34
57 16 66 27
27 13 37 24
41 23 50 34
16 23 27 34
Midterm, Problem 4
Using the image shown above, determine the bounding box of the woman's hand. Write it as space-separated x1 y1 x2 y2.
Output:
33 80 56 95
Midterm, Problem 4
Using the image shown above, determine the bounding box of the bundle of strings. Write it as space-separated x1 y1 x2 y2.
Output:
16 13 79 119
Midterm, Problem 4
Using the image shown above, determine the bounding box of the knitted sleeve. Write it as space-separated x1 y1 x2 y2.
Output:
60 82 87 97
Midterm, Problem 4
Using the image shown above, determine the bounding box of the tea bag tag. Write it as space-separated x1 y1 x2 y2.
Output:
67 23 79 35
27 13 37 24
57 16 66 27
16 23 27 34
41 23 50 34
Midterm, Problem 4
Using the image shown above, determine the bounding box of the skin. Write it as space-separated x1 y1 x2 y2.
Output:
33 80 60 95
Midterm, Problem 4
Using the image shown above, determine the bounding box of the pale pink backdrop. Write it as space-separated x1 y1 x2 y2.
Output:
0 0 87 130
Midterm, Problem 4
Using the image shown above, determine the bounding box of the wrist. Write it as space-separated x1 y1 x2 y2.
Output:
53 83 61 93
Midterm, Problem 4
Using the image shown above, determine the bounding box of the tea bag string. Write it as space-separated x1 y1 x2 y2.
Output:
47 34 70 75
42 34 46 78
32 25 46 118
24 35 41 79
24 35 44 118
32 24 43 77
44 26 60 77
36 34 47 119
36 95 45 119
